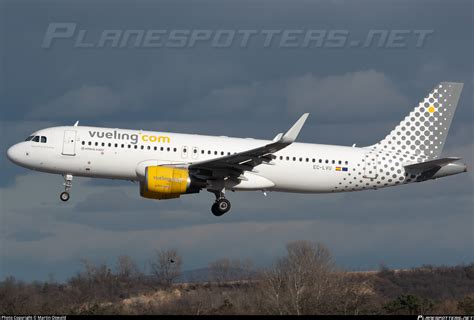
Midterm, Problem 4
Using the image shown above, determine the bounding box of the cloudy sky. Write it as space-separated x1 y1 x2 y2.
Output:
1 0 472 281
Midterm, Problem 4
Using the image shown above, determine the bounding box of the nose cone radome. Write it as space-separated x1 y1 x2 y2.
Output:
7 144 22 164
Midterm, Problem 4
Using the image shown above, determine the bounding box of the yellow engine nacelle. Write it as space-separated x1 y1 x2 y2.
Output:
140 166 193 200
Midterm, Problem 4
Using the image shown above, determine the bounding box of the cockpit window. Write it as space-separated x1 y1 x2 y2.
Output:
25 136 34 141
41 136 47 143
32 136 40 142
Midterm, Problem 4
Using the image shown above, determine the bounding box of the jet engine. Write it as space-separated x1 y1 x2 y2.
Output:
139 166 201 200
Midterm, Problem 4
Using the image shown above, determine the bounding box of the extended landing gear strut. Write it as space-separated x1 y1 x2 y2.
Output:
60 174 73 202
211 191 231 217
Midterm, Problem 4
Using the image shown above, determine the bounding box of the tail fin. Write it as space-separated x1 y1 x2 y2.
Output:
370 82 463 159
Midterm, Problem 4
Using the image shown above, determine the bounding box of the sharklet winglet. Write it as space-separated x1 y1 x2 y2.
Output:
280 113 309 144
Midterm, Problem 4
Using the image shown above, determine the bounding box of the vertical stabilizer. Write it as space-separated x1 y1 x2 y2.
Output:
370 82 463 159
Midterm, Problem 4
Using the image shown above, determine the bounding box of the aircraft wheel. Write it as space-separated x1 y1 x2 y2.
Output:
211 198 230 217
60 191 70 202
211 198 231 216
217 198 231 212
211 203 223 216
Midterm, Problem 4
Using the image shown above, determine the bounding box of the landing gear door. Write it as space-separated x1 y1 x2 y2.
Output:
62 130 77 156
363 152 378 179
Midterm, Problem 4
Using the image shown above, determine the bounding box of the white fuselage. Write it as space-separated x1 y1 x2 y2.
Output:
7 125 421 194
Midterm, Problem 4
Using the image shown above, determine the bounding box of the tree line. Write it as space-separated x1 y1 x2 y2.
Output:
1 240 473 315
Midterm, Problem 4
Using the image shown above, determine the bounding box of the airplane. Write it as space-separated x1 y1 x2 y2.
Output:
6 82 468 216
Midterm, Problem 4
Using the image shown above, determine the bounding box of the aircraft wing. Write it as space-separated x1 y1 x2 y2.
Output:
188 113 309 178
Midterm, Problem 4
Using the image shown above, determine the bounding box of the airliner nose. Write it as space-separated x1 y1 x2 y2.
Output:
7 144 20 164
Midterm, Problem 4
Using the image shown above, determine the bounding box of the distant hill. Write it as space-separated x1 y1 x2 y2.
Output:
178 267 256 283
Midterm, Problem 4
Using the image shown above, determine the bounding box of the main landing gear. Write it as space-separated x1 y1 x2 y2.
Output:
60 174 73 202
211 191 231 216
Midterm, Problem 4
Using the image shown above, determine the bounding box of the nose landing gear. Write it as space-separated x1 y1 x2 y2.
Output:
60 174 73 202
211 191 231 216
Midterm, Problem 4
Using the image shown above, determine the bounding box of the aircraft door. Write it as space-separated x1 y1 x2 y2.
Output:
363 152 378 179
62 130 77 156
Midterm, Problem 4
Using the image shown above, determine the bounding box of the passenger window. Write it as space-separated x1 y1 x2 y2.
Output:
161 147 164 151
332 160 335 164
82 141 85 145
147 146 150 150
141 145 144 150
208 150 211 155
95 142 98 146
121 144 125 148
102 142 105 147
173 148 177 152
299 157 302 162
312 159 315 163
306 158 309 162
108 143 112 147
345 161 348 165
183 148 187 153
293 157 296 161
115 143 118 147
214 151 218 155
325 160 328 164
286 156 289 160
167 147 170 152
319 159 322 163
221 151 224 156
338 160 342 165
154 146 157 151
134 145 138 149
88 141 92 146
201 150 204 154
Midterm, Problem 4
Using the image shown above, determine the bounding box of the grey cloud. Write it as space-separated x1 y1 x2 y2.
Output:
184 82 260 116
30 84 149 119
181 69 410 124
284 70 409 121
31 85 124 118
7 230 54 242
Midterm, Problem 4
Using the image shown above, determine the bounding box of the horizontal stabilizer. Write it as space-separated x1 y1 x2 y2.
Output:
404 157 461 173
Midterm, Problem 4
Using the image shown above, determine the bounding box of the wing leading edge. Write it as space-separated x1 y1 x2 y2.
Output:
189 113 309 177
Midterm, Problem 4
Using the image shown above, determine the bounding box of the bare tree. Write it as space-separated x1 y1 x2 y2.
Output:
116 255 140 281
257 241 339 315
209 258 232 285
149 248 183 287
116 255 141 297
